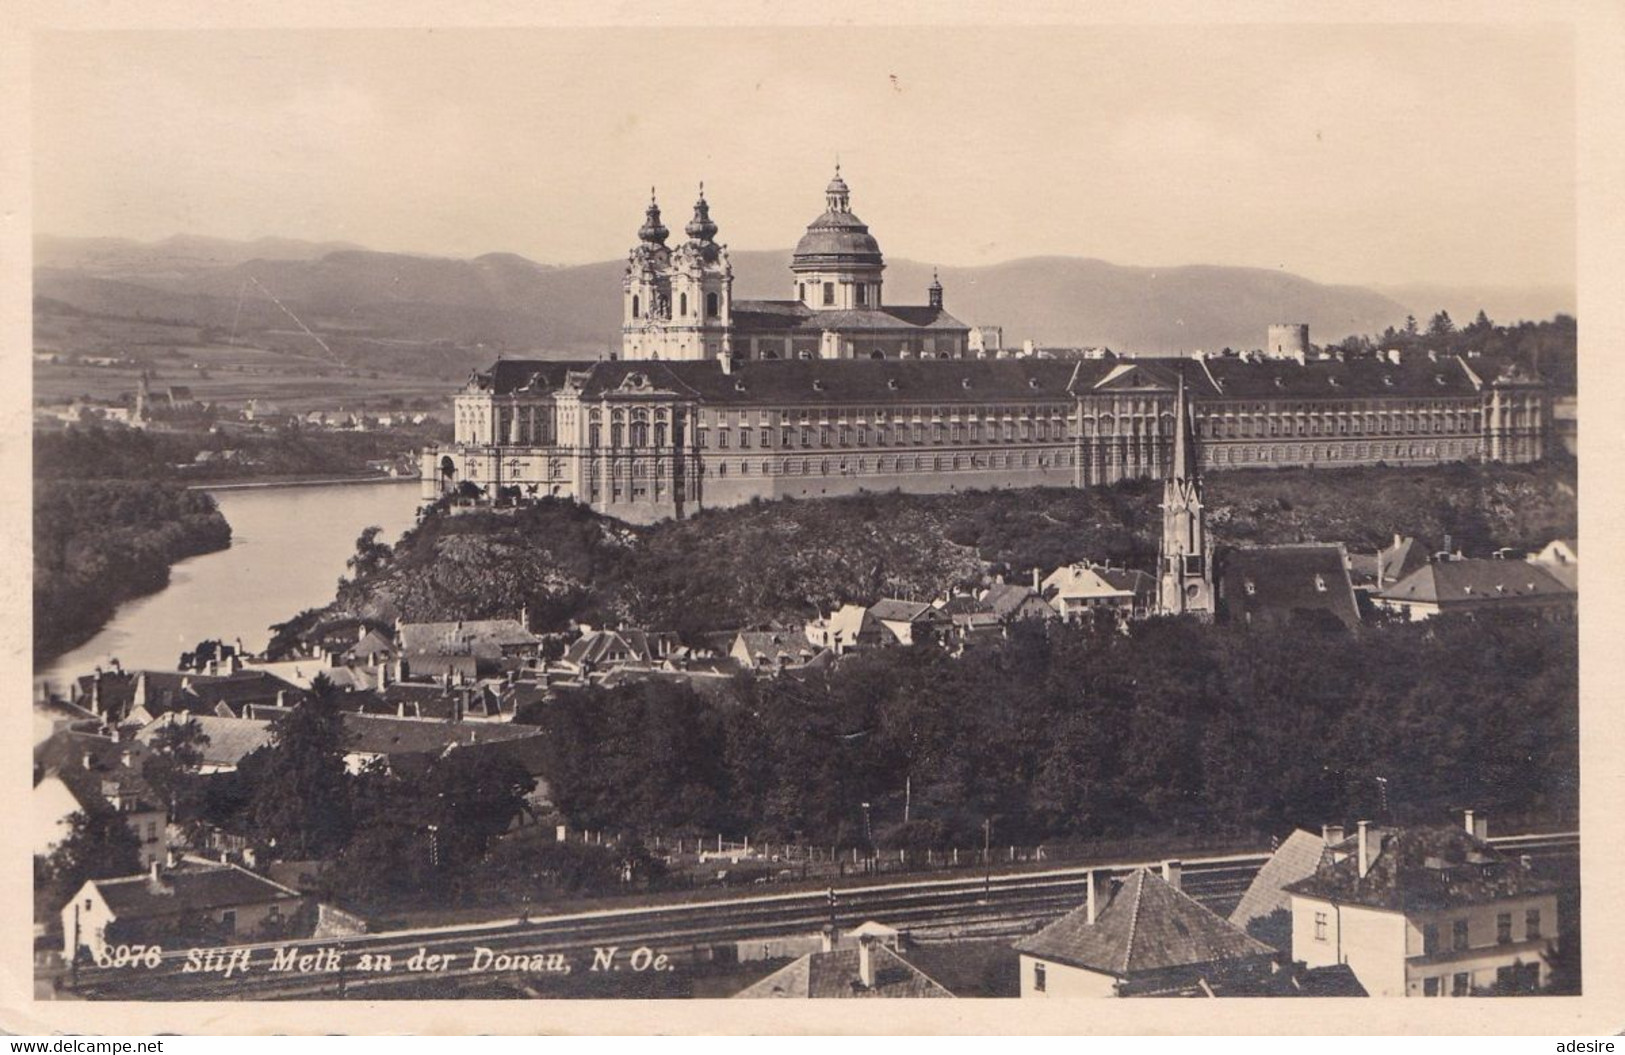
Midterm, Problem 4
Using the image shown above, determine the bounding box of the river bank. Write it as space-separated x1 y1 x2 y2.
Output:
36 480 425 689
192 473 420 492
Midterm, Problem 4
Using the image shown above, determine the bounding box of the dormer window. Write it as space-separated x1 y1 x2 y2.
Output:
1244 579 1257 596
1383 376 1394 386
887 379 899 390
961 378 972 389
1314 574 1328 593
813 379 825 392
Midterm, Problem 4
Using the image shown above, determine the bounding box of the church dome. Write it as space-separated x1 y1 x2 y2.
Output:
638 188 669 246
685 183 718 243
791 167 884 272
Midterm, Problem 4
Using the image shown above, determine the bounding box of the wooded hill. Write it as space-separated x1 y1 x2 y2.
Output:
323 458 1576 640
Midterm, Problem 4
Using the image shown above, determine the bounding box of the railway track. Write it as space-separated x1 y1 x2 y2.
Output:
64 831 1578 1000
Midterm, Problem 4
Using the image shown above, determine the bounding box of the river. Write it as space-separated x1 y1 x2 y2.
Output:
37 480 425 691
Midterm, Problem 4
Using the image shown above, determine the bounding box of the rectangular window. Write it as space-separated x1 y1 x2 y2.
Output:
1452 919 1470 951
1033 962 1046 993
1526 908 1541 941
718 431 729 449
1422 923 1439 955
739 429 750 449
221 910 237 935
697 428 710 449
1314 912 1328 942
823 282 835 306
1497 913 1512 944
1452 972 1470 996
1423 977 1441 997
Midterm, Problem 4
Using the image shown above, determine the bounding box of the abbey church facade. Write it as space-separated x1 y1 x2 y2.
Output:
422 171 1550 524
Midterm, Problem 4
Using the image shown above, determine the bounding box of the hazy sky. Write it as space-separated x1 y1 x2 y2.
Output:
33 24 1576 288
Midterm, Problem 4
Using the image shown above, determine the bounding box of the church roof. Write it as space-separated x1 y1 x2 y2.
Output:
731 299 967 335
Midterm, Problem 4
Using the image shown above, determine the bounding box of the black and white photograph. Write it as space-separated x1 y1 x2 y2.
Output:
4 0 1621 1037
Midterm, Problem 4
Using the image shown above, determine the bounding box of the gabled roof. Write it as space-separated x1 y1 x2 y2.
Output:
1228 830 1331 930
732 630 818 666
1042 564 1134 602
867 599 946 624
1376 558 1574 607
1379 536 1428 587
1097 567 1157 601
1216 544 1362 632
183 670 307 710
91 862 303 921
731 300 969 334
341 714 542 759
734 944 953 999
980 583 1051 620
398 619 538 658
1284 824 1559 913
563 629 651 667
1015 869 1274 977
136 713 274 770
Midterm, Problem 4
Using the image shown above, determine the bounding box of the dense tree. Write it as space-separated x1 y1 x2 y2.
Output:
42 805 144 913
345 525 394 582
528 614 1577 849
248 676 354 858
141 717 210 819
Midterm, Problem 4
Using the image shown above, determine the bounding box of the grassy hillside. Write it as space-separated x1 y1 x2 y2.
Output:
323 459 1575 639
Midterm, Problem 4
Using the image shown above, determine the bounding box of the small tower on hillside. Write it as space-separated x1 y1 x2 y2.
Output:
1157 376 1214 619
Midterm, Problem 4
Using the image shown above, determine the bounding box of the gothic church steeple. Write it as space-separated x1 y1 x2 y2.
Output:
1157 375 1214 618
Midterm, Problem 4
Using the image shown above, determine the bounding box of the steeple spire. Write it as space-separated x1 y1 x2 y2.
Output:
928 268 944 309
639 187 669 245
1171 373 1196 483
685 181 718 243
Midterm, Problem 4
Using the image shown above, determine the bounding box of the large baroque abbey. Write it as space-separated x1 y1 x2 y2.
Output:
422 171 1550 524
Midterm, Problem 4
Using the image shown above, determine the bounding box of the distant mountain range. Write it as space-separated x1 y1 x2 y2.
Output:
34 234 1573 359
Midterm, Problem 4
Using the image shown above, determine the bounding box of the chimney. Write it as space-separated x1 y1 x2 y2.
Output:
857 935 877 989
1085 869 1101 925
1032 567 1041 591
133 671 148 710
719 353 733 375
165 848 179 869
150 859 162 885
1161 859 1183 892
821 925 837 953
1357 820 1373 879
1322 823 1345 847
1463 809 1475 837
243 847 258 869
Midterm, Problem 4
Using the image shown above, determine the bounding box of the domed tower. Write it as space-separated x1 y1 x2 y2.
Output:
791 165 885 311
623 184 733 361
